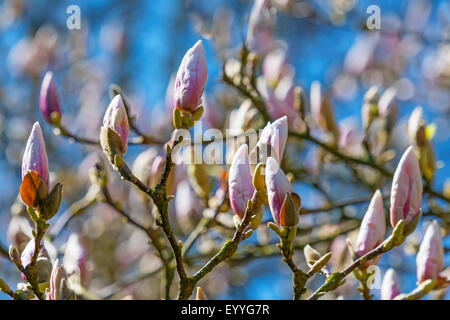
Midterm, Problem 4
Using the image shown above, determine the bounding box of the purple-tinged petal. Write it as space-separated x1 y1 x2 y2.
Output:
381 268 401 300
39 71 62 124
228 145 255 218
390 146 422 229
416 221 444 283
265 157 293 225
355 190 386 260
173 40 208 112
22 122 49 186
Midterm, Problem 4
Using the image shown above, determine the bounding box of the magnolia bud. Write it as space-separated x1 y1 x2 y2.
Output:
310 81 337 139
246 0 276 55
49 259 73 300
63 233 91 288
265 157 300 227
100 95 129 163
228 145 255 218
355 190 386 266
20 122 49 208
173 40 208 112
390 146 423 235
39 71 62 125
416 221 444 283
381 268 401 300
249 116 288 171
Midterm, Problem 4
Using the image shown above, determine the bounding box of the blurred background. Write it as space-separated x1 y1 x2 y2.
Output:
0 0 449 300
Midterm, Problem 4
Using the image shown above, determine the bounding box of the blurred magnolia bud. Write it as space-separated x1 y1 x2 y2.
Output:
265 157 300 227
39 71 62 125
173 40 208 112
0 277 11 295
7 216 32 252
355 190 386 266
100 95 129 163
390 146 422 235
361 86 379 132
381 268 401 300
304 244 321 266
228 145 254 219
49 259 74 300
249 116 288 172
416 221 444 283
246 0 276 55
378 87 397 132
310 81 338 140
175 180 200 234
262 48 292 87
407 107 436 181
63 233 91 288
132 147 159 186
20 122 49 208
187 163 214 199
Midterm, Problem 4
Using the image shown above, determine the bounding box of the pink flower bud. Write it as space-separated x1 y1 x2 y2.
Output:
101 95 129 154
378 87 397 130
416 221 444 283
247 0 276 55
39 71 62 124
265 157 297 226
63 233 89 287
249 116 288 167
173 40 208 112
381 268 401 300
262 49 292 86
7 216 33 252
355 190 386 264
310 81 337 136
228 144 255 218
390 146 422 232
49 259 72 300
22 122 49 187
132 147 159 186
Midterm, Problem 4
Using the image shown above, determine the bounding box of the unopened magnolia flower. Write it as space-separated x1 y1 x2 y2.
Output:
247 0 276 55
249 116 288 169
265 157 300 227
39 71 62 124
228 144 254 218
20 122 50 208
173 40 208 112
49 259 73 300
378 87 397 131
407 107 435 181
408 107 426 147
310 81 337 138
416 221 444 283
100 95 129 161
132 147 159 186
361 86 379 131
355 190 386 265
381 268 401 300
262 48 292 86
63 233 90 287
390 146 422 235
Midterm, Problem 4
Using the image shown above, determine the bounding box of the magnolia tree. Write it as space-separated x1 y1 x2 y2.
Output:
0 0 448 300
